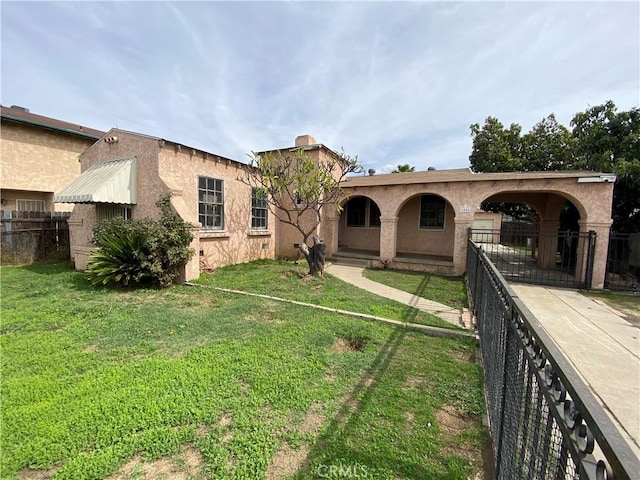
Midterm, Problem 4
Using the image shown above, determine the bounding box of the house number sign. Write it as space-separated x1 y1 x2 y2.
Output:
459 204 472 213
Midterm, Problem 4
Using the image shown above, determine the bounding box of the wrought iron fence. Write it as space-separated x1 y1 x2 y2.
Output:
470 228 596 289
605 232 640 292
467 239 639 480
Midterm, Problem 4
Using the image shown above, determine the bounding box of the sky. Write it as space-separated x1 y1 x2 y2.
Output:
1 1 638 173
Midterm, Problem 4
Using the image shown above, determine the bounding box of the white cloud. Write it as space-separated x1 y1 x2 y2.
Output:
1 1 637 170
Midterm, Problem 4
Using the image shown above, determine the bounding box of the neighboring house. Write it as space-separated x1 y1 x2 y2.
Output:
0 105 105 212
55 130 616 289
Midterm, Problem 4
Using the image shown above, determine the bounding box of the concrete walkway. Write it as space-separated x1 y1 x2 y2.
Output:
325 264 463 328
511 284 640 459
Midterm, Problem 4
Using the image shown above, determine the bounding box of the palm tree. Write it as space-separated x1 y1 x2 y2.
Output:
391 164 416 173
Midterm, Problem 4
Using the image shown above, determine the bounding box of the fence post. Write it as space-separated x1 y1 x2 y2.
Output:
584 231 597 290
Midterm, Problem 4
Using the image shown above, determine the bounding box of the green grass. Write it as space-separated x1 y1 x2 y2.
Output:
361 268 469 311
1 262 485 479
194 259 460 330
581 289 640 324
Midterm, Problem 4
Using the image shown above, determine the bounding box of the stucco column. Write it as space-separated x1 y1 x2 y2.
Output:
453 218 474 275
578 219 613 289
379 216 398 263
537 221 560 269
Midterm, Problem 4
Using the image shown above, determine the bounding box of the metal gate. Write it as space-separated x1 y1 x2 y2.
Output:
469 228 597 289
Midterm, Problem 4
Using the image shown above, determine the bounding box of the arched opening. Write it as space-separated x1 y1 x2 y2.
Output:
337 195 381 257
395 193 455 262
475 191 593 288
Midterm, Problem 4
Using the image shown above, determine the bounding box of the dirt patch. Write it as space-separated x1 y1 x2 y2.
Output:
362 374 375 387
195 424 211 438
83 344 98 353
404 409 415 424
17 466 59 480
105 444 204 480
436 405 472 436
299 403 324 434
264 444 310 480
331 337 356 353
402 375 425 391
436 405 483 471
449 349 475 363
323 373 336 383
217 413 232 428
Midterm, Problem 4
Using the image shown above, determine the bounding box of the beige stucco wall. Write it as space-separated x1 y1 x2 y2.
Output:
396 195 455 257
0 121 96 212
66 130 162 265
67 129 276 279
158 146 275 272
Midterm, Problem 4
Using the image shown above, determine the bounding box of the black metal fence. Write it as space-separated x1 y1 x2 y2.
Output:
1 210 70 265
605 232 640 292
470 228 596 289
467 240 639 480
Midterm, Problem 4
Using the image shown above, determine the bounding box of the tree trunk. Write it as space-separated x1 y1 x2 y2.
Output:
299 236 326 275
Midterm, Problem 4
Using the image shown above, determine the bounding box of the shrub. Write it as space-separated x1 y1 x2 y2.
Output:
87 195 194 288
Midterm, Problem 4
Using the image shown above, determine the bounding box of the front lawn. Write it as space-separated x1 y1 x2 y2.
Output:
194 259 460 330
1 262 485 479
362 268 468 311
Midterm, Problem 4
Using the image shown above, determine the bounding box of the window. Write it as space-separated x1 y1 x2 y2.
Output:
251 188 268 230
419 195 445 229
346 197 380 228
16 199 45 212
198 177 224 229
96 204 132 222
369 202 381 227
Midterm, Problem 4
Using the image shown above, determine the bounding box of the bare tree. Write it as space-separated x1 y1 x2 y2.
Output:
242 147 362 275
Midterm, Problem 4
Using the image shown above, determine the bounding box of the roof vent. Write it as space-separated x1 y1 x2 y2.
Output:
368 168 376 176
10 105 29 112
427 166 436 171
104 136 119 144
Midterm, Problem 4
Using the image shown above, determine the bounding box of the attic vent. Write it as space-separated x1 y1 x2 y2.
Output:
10 105 29 112
104 136 119 144
427 166 436 171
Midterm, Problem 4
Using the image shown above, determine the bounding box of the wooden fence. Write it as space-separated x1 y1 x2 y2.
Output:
1 210 71 265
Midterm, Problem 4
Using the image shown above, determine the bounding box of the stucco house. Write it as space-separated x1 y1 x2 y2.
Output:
0 105 105 212
55 130 616 289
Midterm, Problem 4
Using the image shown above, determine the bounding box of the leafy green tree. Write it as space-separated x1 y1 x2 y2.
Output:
571 101 640 232
469 116 523 172
244 148 362 275
87 195 195 287
522 114 578 171
469 102 639 231
391 164 416 173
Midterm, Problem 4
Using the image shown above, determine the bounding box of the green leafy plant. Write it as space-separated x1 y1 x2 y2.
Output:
87 195 194 288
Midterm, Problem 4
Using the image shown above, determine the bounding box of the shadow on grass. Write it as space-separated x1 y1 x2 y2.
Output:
298 326 425 478
298 295 458 478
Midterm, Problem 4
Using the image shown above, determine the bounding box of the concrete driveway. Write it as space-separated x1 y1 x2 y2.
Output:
511 284 640 459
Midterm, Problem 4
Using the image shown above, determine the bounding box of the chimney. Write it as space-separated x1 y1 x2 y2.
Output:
295 135 316 147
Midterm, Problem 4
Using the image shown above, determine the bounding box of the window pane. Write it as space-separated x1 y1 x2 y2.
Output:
346 197 366 227
198 176 224 230
369 201 381 227
419 195 445 229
